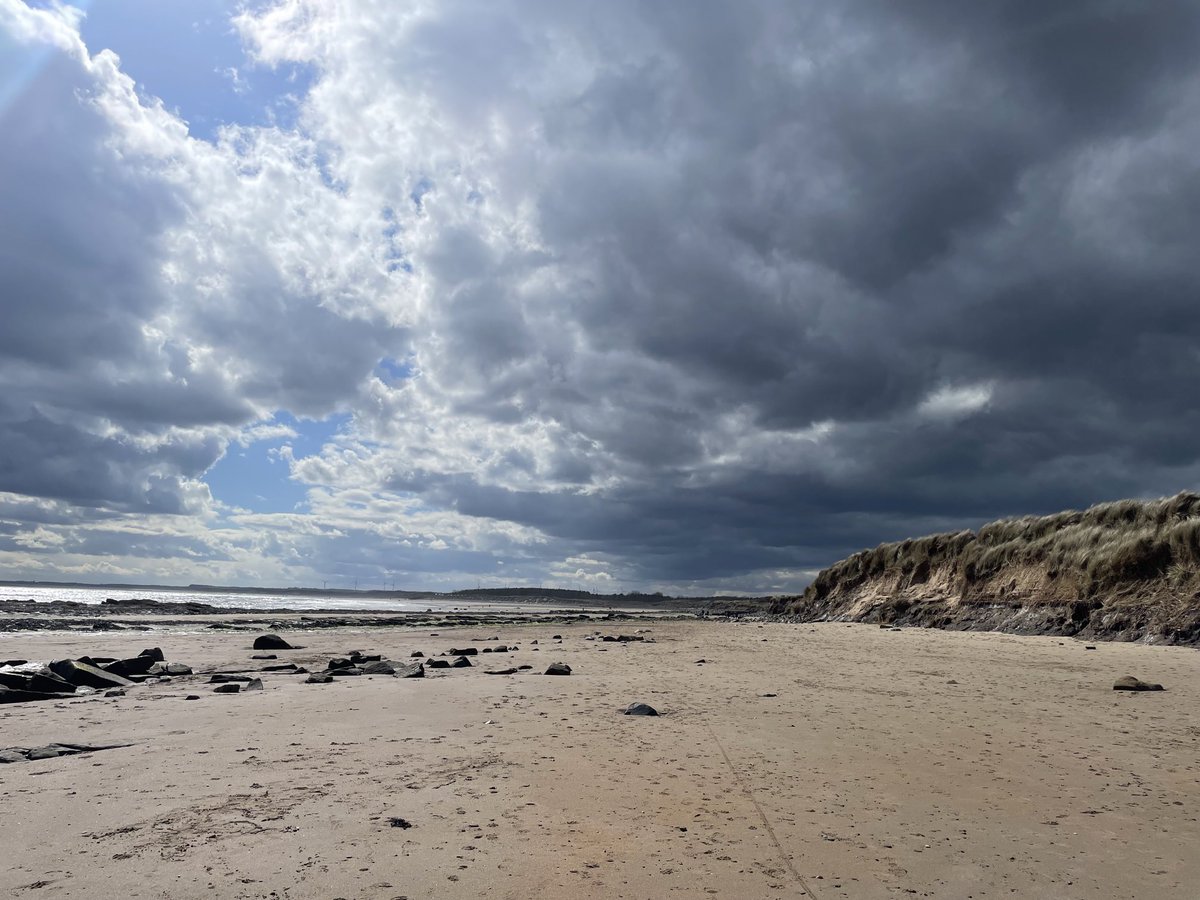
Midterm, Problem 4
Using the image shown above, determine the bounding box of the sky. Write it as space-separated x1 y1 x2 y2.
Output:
1 1 1199 594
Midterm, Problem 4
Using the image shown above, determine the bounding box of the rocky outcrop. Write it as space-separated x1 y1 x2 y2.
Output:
773 492 1200 645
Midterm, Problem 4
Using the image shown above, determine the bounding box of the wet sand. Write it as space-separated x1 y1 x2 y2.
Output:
1 621 1197 899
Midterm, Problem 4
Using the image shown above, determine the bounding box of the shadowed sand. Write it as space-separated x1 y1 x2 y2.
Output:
1 621 1197 899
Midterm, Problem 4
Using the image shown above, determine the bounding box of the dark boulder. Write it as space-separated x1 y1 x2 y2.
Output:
410 651 424 658
350 653 382 663
0 686 61 705
27 746 63 761
493 645 509 653
623 703 658 716
544 663 571 676
243 678 264 692
48 659 133 690
1 659 27 667
361 661 396 675
261 663 298 672
102 656 157 678
1113 675 1165 691
426 659 450 669
0 749 27 763
305 673 334 684
328 667 364 676
448 648 478 656
251 654 278 660
0 670 75 694
326 658 353 670
213 683 241 694
485 668 518 675
138 647 165 661
209 674 253 684
517 665 533 670
252 634 295 650
616 635 644 643
451 656 473 668
105 689 125 698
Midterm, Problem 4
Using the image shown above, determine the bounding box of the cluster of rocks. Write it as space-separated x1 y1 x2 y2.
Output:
305 649 424 684
0 647 192 705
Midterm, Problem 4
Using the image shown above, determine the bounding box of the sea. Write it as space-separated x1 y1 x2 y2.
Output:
0 584 572 614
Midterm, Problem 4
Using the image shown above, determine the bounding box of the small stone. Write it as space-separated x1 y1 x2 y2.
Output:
185 694 201 700
251 654 278 660
410 651 424 658
517 665 533 670
105 689 125 698
426 659 451 669
544 663 571 676
624 703 658 716
451 656 473 668
164 663 192 676
261 663 298 672
485 668 518 675
213 683 241 694
243 678 264 691
305 673 334 684
209 674 253 683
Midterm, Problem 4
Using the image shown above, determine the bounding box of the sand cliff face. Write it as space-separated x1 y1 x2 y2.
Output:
773 493 1200 644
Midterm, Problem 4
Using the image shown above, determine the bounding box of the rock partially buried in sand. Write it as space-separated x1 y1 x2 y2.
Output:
410 651 424 658
213 683 241 694
484 668 518 675
360 660 396 676
624 703 658 716
393 662 425 678
243 678 264 691
544 663 571 676
450 656 473 668
426 659 451 669
305 673 334 684
448 647 478 656
101 656 157 678
252 634 295 651
209 674 253 684
1113 675 1164 692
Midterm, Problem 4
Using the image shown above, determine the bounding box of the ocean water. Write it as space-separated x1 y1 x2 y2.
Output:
0 584 568 614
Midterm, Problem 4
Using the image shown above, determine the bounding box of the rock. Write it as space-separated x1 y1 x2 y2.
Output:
251 654 278 660
388 817 413 829
624 703 658 716
26 746 62 760
361 660 396 675
393 662 425 678
481 648 493 653
305 673 334 684
601 635 617 642
329 667 364 677
326 658 354 670
48 659 133 690
185 694 200 700
0 687 60 705
138 647 165 661
426 659 450 669
243 678 264 691
517 665 533 670
213 683 241 694
451 656 473 668
105 689 125 698
544 663 571 676
164 663 192 676
261 663 298 672
552 635 561 639
0 749 27 763
616 635 644 642
494 645 509 653
1085 645 1097 650
208 674 252 683
410 651 424 658
694 659 706 664
252 634 295 650
1 659 28 667
448 648 478 656
0 670 75 694
1113 675 1164 691
530 640 539 645
102 656 158 678
350 653 382 663
484 668 518 675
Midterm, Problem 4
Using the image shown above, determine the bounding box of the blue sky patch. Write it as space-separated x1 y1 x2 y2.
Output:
205 413 348 514
65 0 312 141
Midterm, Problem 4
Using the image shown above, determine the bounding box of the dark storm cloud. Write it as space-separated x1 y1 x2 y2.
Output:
4 0 1200 589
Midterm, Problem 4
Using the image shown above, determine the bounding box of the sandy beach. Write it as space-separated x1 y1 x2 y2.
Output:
2 620 1198 899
